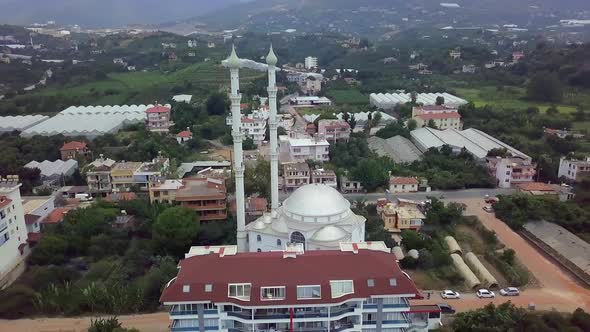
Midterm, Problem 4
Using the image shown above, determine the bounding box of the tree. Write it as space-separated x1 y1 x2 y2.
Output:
205 92 230 116
526 72 563 103
427 119 438 129
435 96 445 105
152 207 199 257
242 137 256 150
407 119 417 131
29 234 68 265
546 105 559 115
349 114 357 130
351 157 393 191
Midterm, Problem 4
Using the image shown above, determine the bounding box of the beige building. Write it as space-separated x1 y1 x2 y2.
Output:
389 176 419 193
411 105 462 130
110 162 142 192
175 177 227 222
283 162 310 192
311 168 337 188
149 179 185 204
377 198 425 233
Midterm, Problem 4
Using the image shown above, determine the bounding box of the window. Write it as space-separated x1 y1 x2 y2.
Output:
257 234 262 242
367 279 375 287
389 278 397 286
228 283 251 300
205 284 213 292
261 286 286 300
290 232 305 247
183 285 191 293
277 239 282 246
330 280 354 298
297 285 321 299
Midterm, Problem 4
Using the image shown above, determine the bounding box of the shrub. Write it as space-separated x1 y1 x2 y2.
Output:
0 285 38 318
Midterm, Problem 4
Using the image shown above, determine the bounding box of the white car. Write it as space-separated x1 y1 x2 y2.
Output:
500 287 520 296
440 290 460 299
483 205 494 213
476 289 495 298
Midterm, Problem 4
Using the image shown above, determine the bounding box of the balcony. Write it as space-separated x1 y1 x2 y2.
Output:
224 306 355 321
171 326 218 332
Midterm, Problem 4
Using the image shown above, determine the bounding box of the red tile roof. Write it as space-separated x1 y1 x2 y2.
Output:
146 105 171 113
177 130 193 138
415 105 454 111
0 196 12 209
27 232 42 243
60 141 87 151
43 207 69 224
160 249 420 305
390 177 419 185
516 182 556 192
24 214 41 225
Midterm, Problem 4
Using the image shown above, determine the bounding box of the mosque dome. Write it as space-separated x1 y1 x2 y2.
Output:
311 225 348 242
283 184 350 223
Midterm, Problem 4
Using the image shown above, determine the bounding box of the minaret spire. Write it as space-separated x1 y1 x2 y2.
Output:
228 45 247 252
266 44 280 216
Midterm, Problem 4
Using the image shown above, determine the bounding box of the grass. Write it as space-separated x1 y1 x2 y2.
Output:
455 86 579 114
33 62 264 106
325 88 368 105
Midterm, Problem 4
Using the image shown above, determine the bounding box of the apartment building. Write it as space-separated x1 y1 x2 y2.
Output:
305 56 318 69
283 162 311 192
175 177 227 222
311 168 337 188
226 110 268 145
318 119 351 142
160 243 427 332
281 133 330 162
149 179 185 204
411 105 462 130
339 175 364 194
389 177 419 193
305 77 322 95
377 199 425 233
0 181 29 289
133 157 169 191
146 104 172 133
558 157 590 182
486 157 536 188
110 162 143 192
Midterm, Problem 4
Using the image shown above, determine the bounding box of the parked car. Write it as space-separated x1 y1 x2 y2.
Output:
476 289 495 298
440 290 461 299
483 205 494 213
437 303 456 314
75 193 93 202
485 196 499 204
500 287 520 296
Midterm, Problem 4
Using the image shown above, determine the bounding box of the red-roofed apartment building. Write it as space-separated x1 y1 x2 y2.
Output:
60 141 90 160
389 176 419 193
146 104 172 133
318 119 351 142
175 177 227 222
411 105 462 130
160 243 430 332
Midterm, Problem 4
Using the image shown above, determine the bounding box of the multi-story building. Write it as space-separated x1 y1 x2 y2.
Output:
283 162 311 192
281 133 330 162
411 105 462 130
60 141 90 160
318 120 351 142
305 77 322 95
389 177 419 193
0 181 29 289
133 157 169 191
289 96 332 107
146 104 172 133
486 157 536 188
86 155 116 196
558 157 590 182
149 179 185 204
111 162 142 192
227 110 268 145
160 243 424 332
311 168 337 188
175 177 227 221
305 56 318 69
286 72 306 85
449 50 461 60
377 199 425 233
339 175 364 194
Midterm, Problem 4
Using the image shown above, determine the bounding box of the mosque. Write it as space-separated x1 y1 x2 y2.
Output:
226 45 366 253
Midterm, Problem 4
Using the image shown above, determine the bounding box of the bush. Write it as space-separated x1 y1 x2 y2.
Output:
0 285 38 318
399 256 418 269
485 252 529 286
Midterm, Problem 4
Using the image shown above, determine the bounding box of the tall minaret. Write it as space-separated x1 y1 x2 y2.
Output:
266 45 280 216
228 45 247 252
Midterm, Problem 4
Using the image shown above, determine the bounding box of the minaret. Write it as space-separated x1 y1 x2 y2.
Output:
266 45 280 216
228 45 247 252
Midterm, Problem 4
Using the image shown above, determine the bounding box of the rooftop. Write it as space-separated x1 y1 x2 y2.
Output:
60 141 87 151
415 112 461 120
0 115 49 132
146 105 171 113
160 247 420 305
0 196 12 209
176 130 192 138
43 207 70 224
24 159 78 178
175 177 226 200
284 162 310 173
390 177 419 185
367 136 422 164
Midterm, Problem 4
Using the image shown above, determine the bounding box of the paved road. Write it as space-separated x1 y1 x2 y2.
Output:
279 188 516 202
413 198 590 313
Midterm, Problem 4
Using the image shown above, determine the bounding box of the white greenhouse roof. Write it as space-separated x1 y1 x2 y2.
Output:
20 104 155 138
410 127 530 160
24 159 78 177
370 92 468 109
0 115 49 132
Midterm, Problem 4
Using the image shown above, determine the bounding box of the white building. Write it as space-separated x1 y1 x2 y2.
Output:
389 177 419 193
289 96 332 107
487 157 536 188
280 134 330 162
305 56 318 69
0 181 29 289
160 243 438 332
246 184 365 252
558 157 590 182
226 109 268 145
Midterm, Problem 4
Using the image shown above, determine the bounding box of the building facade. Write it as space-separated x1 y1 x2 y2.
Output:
377 199 425 233
283 163 311 192
558 157 590 182
339 176 364 194
110 162 142 192
175 177 227 222
311 168 337 188
160 243 424 332
305 56 318 69
0 181 29 289
486 157 536 188
411 106 461 130
305 77 322 95
318 120 351 142
60 141 89 160
149 179 185 204
389 177 419 193
282 134 330 162
146 104 172 133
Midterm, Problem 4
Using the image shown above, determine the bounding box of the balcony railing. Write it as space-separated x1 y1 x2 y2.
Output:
171 326 218 332
224 307 354 321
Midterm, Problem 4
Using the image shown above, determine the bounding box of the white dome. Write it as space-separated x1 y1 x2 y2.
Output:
283 184 351 223
311 225 348 242
271 217 290 234
252 220 266 230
